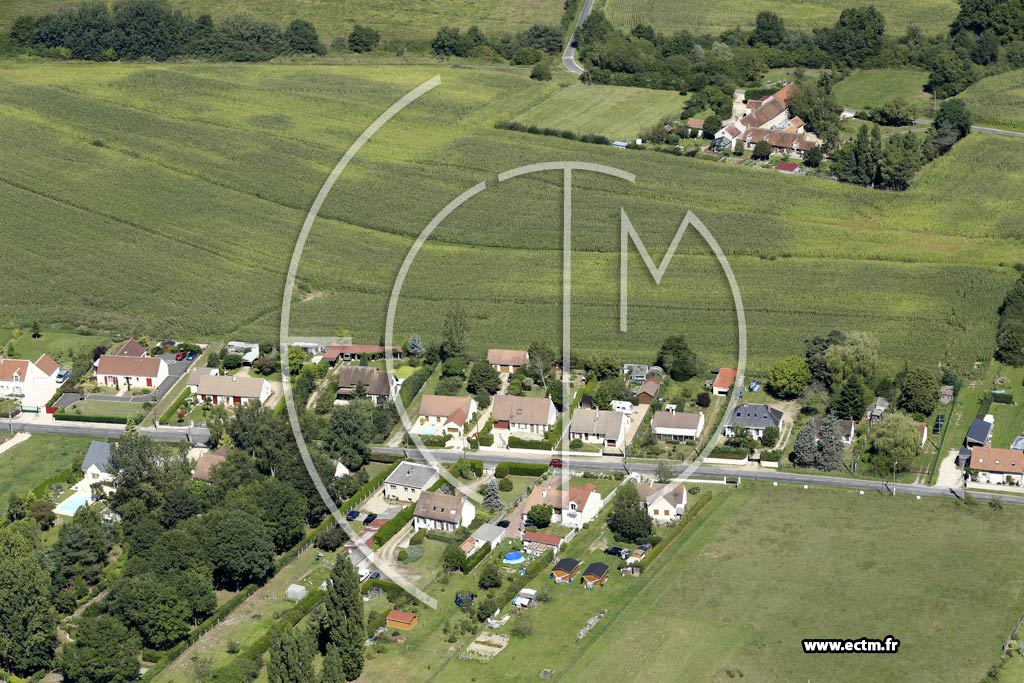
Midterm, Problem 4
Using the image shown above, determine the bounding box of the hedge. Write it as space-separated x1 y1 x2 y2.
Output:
54 410 142 424
495 462 549 478
361 578 424 607
160 389 191 424
508 436 550 450
409 529 427 546
709 447 749 459
637 491 712 571
992 392 1014 405
415 433 451 448
478 432 494 446
400 363 436 404
759 450 783 462
425 528 469 543
374 505 414 548
368 451 404 463
462 543 492 573
31 464 81 499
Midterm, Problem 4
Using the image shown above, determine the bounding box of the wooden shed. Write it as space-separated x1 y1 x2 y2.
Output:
386 609 418 631
582 562 610 587
551 557 581 583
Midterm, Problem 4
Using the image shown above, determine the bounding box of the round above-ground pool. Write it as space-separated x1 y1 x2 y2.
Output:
503 551 525 565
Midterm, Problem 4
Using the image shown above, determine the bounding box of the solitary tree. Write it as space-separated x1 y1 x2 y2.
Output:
817 414 846 471
467 362 501 396
441 307 468 359
655 336 698 381
442 543 467 572
483 481 503 512
30 321 41 338
766 356 812 398
790 422 818 468
406 334 425 356
752 140 773 160
869 412 919 475
347 25 380 53
478 563 502 589
655 461 675 483
526 504 552 529
606 482 651 543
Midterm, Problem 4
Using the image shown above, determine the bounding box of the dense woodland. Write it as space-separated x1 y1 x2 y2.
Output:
1 368 396 682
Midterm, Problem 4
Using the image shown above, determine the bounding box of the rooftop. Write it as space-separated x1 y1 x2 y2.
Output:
384 462 439 489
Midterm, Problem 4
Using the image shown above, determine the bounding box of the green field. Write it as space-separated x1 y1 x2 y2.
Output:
957 69 1024 132
0 0 563 44
0 327 110 363
597 0 958 37
833 68 931 112
0 61 1022 374
0 434 93 516
62 399 147 419
422 485 1024 682
514 83 684 139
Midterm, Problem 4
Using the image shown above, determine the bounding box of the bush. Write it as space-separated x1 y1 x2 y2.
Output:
507 435 549 450
570 438 584 449
696 392 711 408
709 446 749 459
498 477 514 492
992 392 1014 405
409 529 427 546
530 62 552 80
401 544 424 563
374 505 415 548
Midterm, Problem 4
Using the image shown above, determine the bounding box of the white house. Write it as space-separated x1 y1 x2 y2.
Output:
521 482 602 530
95 355 168 390
0 355 61 407
569 409 628 450
651 410 705 442
460 522 506 555
490 394 556 436
416 395 477 437
413 490 475 532
722 403 784 440
969 447 1024 486
76 440 115 497
194 373 271 406
636 482 688 524
383 463 440 502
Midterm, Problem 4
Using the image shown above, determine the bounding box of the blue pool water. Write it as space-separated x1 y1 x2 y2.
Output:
420 426 436 435
55 491 92 516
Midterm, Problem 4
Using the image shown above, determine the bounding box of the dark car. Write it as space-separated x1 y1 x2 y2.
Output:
496 520 511 528
175 351 187 361
638 542 653 551
604 546 623 557
363 512 378 524
367 571 381 581
345 510 360 522
185 352 197 361
549 458 564 468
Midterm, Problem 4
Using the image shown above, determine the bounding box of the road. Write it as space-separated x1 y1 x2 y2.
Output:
4 419 209 444
375 446 1023 506
913 118 1024 138
561 0 595 75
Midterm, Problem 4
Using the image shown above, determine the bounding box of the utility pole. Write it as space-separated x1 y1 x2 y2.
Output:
892 460 898 496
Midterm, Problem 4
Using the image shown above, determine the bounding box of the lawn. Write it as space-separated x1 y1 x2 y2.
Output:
0 327 110 364
514 84 685 139
1 62 1022 375
0 0 563 44
833 68 930 112
426 484 1024 682
62 399 148 419
598 0 958 37
957 69 1024 132
0 434 94 517
988 365 1024 448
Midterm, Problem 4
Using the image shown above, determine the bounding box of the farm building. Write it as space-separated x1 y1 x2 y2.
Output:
774 161 800 173
551 557 581 583
386 610 418 630
94 355 168 390
713 84 820 157
488 348 529 373
582 562 610 587
336 365 396 405
383 463 439 502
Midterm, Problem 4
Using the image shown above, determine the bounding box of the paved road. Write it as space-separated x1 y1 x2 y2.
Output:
375 446 1022 506
4 419 210 444
913 118 1024 138
561 0 595 75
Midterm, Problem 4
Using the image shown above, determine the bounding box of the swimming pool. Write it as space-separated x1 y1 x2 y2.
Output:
54 491 92 516
419 426 436 435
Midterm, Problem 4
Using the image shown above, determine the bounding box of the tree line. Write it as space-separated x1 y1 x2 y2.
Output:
7 0 324 61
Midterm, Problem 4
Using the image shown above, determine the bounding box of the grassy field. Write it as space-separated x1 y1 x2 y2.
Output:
514 84 684 139
418 485 1024 683
61 399 148 419
597 0 958 37
957 69 1024 132
0 434 93 517
0 61 1022 374
0 327 110 363
0 0 563 44
833 68 931 112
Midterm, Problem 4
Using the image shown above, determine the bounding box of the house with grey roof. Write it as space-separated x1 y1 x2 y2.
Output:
569 409 628 450
78 440 115 495
383 462 440 502
722 403 784 440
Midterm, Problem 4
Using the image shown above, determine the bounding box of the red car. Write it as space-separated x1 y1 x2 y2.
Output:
549 458 564 468
175 351 187 361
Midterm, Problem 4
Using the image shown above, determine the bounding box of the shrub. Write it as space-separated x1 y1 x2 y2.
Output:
495 462 548 478
570 438 584 449
498 477 514 492
507 435 549 450
696 392 711 408
992 392 1013 405
373 503 415 548
402 544 425 563
530 62 552 80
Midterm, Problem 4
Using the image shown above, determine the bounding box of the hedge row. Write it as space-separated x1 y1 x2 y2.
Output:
400 363 436 404
495 462 549 478
360 578 423 607
229 589 324 676
507 436 550 450
495 120 612 146
159 389 191 424
709 447 749 459
368 451 404 463
637 491 712 571
992 392 1014 405
54 410 142 424
373 505 414 548
462 543 492 574
31 464 81 499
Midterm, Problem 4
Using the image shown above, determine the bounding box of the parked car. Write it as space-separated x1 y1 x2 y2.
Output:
367 571 381 581
345 510 360 522
618 548 630 559
604 546 623 557
363 512 378 524
496 520 510 528
638 542 653 551
175 351 187 361
549 458 564 468
185 352 197 361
